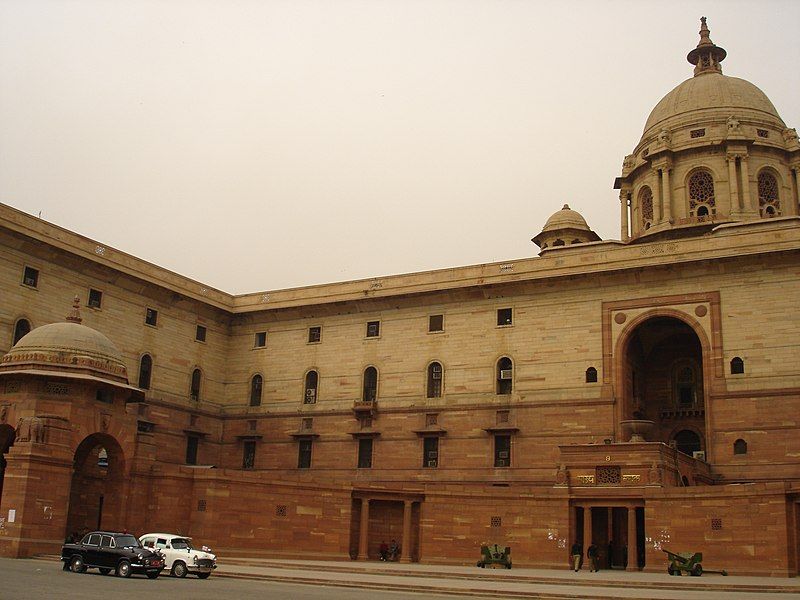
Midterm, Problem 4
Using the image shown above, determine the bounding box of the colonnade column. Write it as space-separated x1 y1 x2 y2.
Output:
661 168 672 222
400 500 413 563
789 166 800 216
740 156 754 215
626 507 638 571
652 170 662 222
357 498 370 560
728 154 740 212
583 505 592 546
620 190 630 241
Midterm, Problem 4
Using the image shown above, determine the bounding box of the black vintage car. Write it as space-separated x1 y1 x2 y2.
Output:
61 531 165 578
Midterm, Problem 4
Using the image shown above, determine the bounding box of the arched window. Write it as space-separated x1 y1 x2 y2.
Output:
12 319 31 345
733 439 747 455
250 374 263 406
427 362 443 398
673 362 700 408
673 429 701 455
496 357 513 395
304 370 318 404
639 186 653 230
138 354 153 390
758 171 781 217
553 239 565 247
730 357 744 375
688 171 715 217
585 367 598 383
363 367 378 402
190 369 202 401
570 239 582 245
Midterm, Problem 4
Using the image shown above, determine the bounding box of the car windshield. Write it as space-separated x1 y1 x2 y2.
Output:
115 535 140 548
171 538 192 550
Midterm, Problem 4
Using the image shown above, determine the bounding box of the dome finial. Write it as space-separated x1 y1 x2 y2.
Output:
687 17 726 76
66 295 83 324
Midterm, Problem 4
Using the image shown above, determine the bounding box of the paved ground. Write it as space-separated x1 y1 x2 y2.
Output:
5 556 800 600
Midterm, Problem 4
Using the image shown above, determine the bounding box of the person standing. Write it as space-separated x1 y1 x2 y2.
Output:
587 541 599 572
571 541 583 572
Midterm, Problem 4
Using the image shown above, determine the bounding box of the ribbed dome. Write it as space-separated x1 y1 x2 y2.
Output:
0 299 129 383
541 204 592 233
642 73 784 138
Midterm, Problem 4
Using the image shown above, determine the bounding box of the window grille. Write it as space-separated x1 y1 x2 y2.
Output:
596 466 621 485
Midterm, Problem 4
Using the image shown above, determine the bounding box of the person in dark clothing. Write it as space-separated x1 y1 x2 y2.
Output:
587 541 599 572
570 541 583 571
379 540 389 561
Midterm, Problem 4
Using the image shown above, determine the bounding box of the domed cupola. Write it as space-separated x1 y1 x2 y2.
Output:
0 296 135 388
614 18 800 243
532 204 600 252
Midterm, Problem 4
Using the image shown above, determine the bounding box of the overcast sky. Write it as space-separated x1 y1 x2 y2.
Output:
1 1 798 295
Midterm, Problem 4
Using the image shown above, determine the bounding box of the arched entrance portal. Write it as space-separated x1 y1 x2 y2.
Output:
66 434 125 538
621 316 706 453
0 424 15 507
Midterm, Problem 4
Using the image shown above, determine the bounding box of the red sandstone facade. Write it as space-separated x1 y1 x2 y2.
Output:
0 20 799 577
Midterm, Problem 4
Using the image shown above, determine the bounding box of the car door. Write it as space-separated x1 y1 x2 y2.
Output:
83 533 102 566
155 537 171 568
99 535 117 568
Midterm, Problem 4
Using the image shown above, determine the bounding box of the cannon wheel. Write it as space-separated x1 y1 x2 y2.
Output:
477 562 485 568
691 564 703 577
667 563 676 576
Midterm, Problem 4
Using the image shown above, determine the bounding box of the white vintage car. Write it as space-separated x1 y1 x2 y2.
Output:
139 533 216 578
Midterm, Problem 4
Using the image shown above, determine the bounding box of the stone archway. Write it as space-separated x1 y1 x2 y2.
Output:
65 433 125 538
618 315 707 452
0 424 15 507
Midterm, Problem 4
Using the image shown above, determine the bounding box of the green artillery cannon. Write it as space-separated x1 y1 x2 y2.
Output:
477 544 512 569
662 548 728 576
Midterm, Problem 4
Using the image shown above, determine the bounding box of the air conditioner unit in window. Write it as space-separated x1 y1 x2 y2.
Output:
305 389 316 403
428 451 438 459
432 372 442 380
498 451 509 459
500 370 512 380
496 459 507 467
692 450 706 461
427 460 438 468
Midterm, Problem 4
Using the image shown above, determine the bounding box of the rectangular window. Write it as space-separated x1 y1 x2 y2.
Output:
22 266 39 288
88 288 103 308
242 440 256 469
358 438 373 469
423 437 439 468
497 308 513 326
186 436 199 465
95 389 113 404
366 320 380 338
494 435 511 468
254 331 267 348
308 326 321 343
145 307 158 327
428 314 444 332
195 324 207 342
298 439 312 469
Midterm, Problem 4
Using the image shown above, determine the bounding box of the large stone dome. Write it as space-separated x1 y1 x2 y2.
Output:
642 73 785 139
0 297 129 384
540 204 592 233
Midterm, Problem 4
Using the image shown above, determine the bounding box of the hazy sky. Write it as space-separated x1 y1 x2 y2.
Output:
1 1 798 294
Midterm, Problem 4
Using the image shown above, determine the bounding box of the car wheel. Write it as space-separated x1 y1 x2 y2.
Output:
116 560 132 578
197 572 211 579
146 571 160 579
99 568 111 576
70 555 86 574
172 561 188 578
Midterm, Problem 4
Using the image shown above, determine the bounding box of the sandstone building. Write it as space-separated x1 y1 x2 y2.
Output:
0 19 798 576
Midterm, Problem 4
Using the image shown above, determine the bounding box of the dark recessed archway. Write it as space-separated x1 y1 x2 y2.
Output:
65 433 125 539
0 424 15 508
620 316 706 449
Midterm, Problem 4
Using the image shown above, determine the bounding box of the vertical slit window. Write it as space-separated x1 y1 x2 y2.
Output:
427 362 443 398
190 369 202 401
138 354 153 390
250 374 263 406
363 367 378 402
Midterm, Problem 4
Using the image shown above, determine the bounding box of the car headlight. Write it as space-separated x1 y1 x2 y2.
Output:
138 553 144 560
193 555 198 564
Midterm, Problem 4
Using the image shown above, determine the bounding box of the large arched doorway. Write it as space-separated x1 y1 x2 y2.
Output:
65 433 125 538
620 316 706 453
0 424 15 507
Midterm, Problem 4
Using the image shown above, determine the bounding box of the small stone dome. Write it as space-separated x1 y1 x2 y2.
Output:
0 297 129 384
642 73 784 139
541 204 593 233
532 204 600 250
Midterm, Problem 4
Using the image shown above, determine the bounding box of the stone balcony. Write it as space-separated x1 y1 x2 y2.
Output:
556 441 714 492
352 399 377 416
